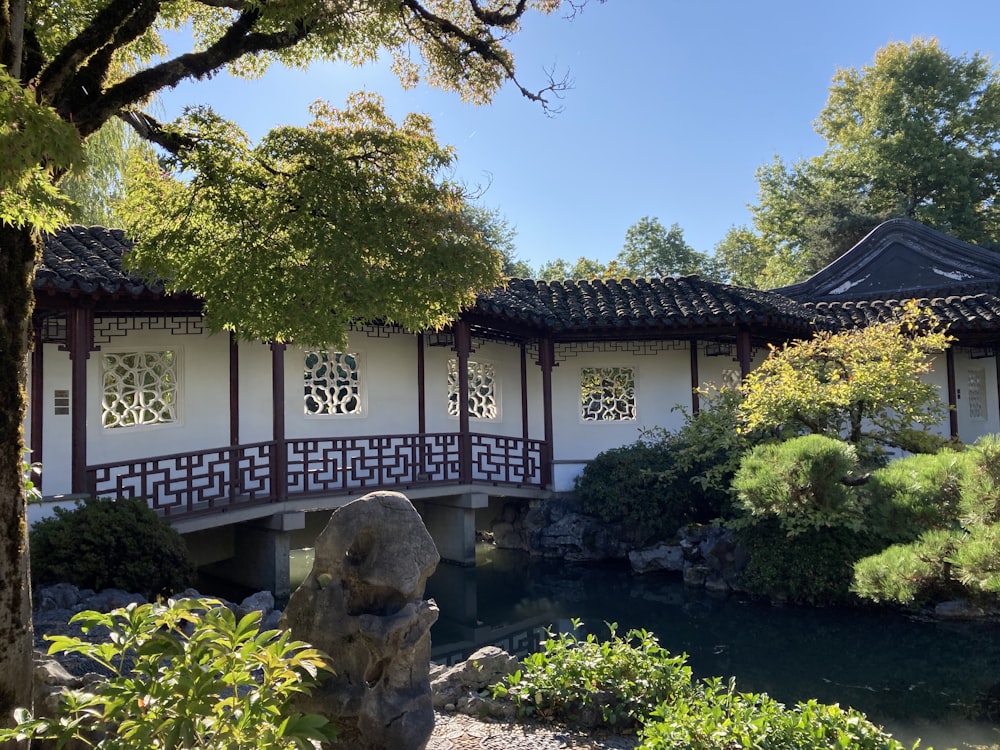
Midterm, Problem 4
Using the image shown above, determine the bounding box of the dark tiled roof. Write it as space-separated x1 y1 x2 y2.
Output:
811 293 1000 334
475 277 826 334
35 226 164 297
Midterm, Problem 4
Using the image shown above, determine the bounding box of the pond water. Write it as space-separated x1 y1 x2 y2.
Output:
292 544 1000 748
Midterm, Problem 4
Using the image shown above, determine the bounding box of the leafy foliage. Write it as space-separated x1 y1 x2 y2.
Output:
732 435 863 536
738 301 951 460
574 438 683 540
30 497 194 599
736 519 884 604
851 529 964 606
576 388 755 538
491 620 693 729
0 598 336 749
852 436 1000 606
120 95 504 348
616 216 721 279
492 620 913 747
0 70 81 230
740 38 1000 283
862 449 970 543
638 677 917 750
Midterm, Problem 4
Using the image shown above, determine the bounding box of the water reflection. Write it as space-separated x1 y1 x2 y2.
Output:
293 543 1000 747
424 545 1000 748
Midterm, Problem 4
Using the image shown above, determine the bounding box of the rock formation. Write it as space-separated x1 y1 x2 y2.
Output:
281 491 441 750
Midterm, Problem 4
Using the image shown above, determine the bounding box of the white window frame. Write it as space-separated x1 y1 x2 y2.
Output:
968 367 988 422
303 350 367 418
579 365 637 422
447 358 500 421
100 347 181 430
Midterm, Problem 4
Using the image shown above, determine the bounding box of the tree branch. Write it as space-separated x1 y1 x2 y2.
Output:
468 0 527 27
36 0 156 105
400 0 570 110
74 7 312 138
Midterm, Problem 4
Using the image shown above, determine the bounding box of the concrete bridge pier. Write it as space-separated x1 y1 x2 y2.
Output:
415 492 489 566
190 512 304 601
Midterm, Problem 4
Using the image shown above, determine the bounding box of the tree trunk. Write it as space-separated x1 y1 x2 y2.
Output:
0 222 37 723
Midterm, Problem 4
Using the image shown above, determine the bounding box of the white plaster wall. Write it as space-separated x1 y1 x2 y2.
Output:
422 339 530 438
38 343 73 495
550 344 697 491
282 330 421 438
86 329 231 467
233 340 275 444
952 350 1000 443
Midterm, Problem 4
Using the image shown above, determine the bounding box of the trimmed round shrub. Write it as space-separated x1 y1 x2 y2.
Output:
575 440 691 541
732 435 862 536
851 529 965 606
736 518 885 605
863 448 969 542
31 496 194 598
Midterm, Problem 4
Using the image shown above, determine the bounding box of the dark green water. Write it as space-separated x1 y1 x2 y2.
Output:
420 545 1000 749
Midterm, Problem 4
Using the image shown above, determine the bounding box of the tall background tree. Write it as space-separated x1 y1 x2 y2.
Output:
721 38 1000 288
0 0 595 716
536 216 721 280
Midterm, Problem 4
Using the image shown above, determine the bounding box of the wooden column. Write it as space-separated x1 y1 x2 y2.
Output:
29 318 44 489
736 326 752 379
417 333 427 476
689 339 700 415
539 337 555 489
229 333 240 446
65 306 94 494
454 321 472 484
417 334 426 436
946 346 959 439
270 342 287 502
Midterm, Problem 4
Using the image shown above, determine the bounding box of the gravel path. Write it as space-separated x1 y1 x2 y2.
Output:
429 711 640 750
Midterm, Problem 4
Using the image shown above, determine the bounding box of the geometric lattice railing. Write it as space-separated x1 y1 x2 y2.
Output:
88 432 546 519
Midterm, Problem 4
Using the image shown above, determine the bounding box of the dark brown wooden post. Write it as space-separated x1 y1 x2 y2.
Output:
946 346 959 439
689 339 700 415
29 317 43 489
736 326 752 379
416 333 427 475
228 333 240 498
271 342 287 502
229 333 240 446
539 337 555 489
520 342 530 481
454 321 472 484
65 306 94 494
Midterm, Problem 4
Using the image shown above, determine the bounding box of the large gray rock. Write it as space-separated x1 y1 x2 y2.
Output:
281 491 441 750
430 646 519 710
629 543 685 574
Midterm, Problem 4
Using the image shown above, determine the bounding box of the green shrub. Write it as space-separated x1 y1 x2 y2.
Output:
0 598 336 749
737 519 884 604
732 435 863 536
491 619 693 729
575 439 691 541
638 677 916 750
960 435 1000 527
31 496 194 598
576 389 756 539
852 529 965 606
853 437 1000 607
863 449 969 543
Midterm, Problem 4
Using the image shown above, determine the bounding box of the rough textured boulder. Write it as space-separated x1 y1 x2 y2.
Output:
430 646 519 713
281 491 441 750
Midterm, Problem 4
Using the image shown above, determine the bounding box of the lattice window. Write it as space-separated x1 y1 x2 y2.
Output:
447 359 498 419
968 368 988 422
304 351 363 416
580 366 636 421
102 350 178 429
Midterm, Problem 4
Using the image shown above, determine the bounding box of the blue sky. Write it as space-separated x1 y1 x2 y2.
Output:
158 1 1000 272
